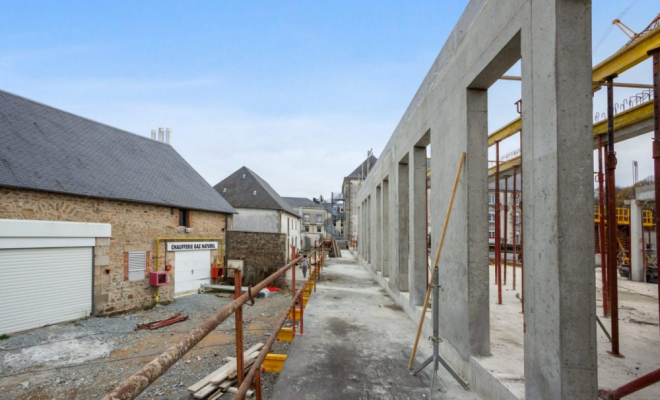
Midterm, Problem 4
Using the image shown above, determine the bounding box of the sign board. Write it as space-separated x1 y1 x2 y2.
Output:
227 259 244 271
166 242 218 251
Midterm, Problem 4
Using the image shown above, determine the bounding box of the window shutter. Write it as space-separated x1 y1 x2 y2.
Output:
128 251 146 281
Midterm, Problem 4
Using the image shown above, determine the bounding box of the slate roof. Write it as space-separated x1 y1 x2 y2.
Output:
346 155 378 179
0 90 236 214
214 167 297 215
282 197 324 209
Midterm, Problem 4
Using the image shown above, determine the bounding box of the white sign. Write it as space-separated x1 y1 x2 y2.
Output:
167 242 218 251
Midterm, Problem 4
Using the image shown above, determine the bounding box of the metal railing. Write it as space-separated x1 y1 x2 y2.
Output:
101 242 328 400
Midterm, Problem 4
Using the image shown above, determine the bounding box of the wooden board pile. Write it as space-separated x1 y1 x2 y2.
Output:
187 343 263 399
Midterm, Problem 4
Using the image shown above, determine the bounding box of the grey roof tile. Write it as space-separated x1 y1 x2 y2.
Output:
0 90 236 214
214 167 297 215
347 155 378 179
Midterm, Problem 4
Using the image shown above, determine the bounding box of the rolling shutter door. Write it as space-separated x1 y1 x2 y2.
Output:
0 247 92 335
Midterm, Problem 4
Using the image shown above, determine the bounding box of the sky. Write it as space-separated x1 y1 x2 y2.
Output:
0 1 656 199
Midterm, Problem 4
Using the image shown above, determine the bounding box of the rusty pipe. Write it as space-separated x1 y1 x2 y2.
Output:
512 166 517 291
232 288 304 400
649 48 660 334
101 255 303 400
503 176 508 286
495 141 502 304
598 367 660 400
605 76 621 356
598 134 609 318
234 268 244 388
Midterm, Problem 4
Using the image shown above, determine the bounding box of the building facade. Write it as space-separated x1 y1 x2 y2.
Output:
0 90 235 335
342 155 377 246
283 197 331 249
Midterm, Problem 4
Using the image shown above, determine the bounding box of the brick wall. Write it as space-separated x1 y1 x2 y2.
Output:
0 188 229 315
226 231 287 288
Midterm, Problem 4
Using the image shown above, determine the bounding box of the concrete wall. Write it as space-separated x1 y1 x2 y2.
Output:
233 208 279 233
226 230 287 288
0 187 229 315
354 1 596 399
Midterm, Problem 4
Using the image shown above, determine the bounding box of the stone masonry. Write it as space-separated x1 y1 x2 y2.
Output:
226 230 287 288
0 188 230 315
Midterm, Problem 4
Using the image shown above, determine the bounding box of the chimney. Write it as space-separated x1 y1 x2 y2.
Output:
165 128 172 145
158 128 164 142
151 129 156 140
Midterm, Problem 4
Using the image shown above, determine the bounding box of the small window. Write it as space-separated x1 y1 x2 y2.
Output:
305 226 310 232
316 215 322 223
316 226 322 233
489 231 495 238
179 209 190 227
516 215 520 224
304 214 310 222
223 188 227 193
515 197 520 206
128 251 146 281
488 194 495 205
488 212 495 223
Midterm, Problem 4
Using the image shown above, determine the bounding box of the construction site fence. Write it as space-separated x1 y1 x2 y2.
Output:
101 242 328 400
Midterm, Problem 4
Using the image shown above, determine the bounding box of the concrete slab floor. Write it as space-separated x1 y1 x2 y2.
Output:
477 264 660 399
274 251 482 400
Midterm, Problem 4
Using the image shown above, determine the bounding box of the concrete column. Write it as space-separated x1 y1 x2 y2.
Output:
466 88 490 356
522 1 597 398
630 200 644 282
357 204 362 256
382 179 390 278
410 146 427 306
398 160 410 292
376 185 383 272
367 195 372 265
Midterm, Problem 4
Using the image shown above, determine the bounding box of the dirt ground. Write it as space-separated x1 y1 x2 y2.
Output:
0 291 294 400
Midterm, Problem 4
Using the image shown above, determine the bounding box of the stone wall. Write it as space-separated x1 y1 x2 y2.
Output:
226 231 287 288
0 188 229 315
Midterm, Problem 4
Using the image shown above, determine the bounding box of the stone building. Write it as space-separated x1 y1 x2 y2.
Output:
342 155 377 246
214 166 300 259
0 90 235 335
283 197 331 249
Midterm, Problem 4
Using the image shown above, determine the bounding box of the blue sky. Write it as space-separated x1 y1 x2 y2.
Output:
0 1 656 198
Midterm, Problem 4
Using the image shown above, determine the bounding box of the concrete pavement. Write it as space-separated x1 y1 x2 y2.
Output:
271 251 481 400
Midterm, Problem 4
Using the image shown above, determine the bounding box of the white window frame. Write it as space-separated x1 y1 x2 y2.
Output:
488 194 495 205
316 226 322 233
488 212 495 223
316 214 322 223
128 251 146 281
304 214 310 222
489 231 495 238
305 226 310 232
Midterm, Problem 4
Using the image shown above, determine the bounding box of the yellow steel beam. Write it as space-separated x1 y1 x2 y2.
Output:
592 100 654 136
488 118 522 147
592 27 660 84
488 156 521 178
263 354 287 373
486 27 660 147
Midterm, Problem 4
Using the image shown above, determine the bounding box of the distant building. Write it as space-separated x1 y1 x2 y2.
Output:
342 155 377 246
0 90 235 335
488 176 522 246
214 167 300 257
283 197 331 249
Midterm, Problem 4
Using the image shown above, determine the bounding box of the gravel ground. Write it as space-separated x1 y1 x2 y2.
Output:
0 292 294 400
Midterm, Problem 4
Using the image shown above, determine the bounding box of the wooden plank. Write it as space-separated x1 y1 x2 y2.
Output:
226 387 255 396
210 348 261 384
188 343 263 394
193 383 219 399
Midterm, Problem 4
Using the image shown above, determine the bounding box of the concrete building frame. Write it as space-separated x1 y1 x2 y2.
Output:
355 1 596 399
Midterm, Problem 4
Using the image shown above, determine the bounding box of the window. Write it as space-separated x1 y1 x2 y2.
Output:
179 209 190 227
489 231 495 238
488 194 495 205
515 233 520 243
317 226 322 233
516 215 520 224
304 214 310 222
316 214 322 223
305 226 310 232
488 212 495 223
287 218 290 234
128 251 146 281
515 197 520 206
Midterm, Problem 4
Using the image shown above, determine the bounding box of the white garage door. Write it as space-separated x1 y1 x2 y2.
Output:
0 247 92 335
174 250 211 294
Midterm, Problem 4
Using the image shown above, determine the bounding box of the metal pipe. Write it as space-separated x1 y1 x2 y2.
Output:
495 141 502 304
101 255 303 400
650 48 660 333
234 268 244 388
516 99 524 316
598 367 660 400
512 166 517 291
232 289 304 400
500 75 654 89
605 76 621 356
503 177 508 286
598 135 610 318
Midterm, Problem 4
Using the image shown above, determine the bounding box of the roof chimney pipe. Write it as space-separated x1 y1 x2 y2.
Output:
165 128 171 145
151 129 156 140
158 128 164 142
